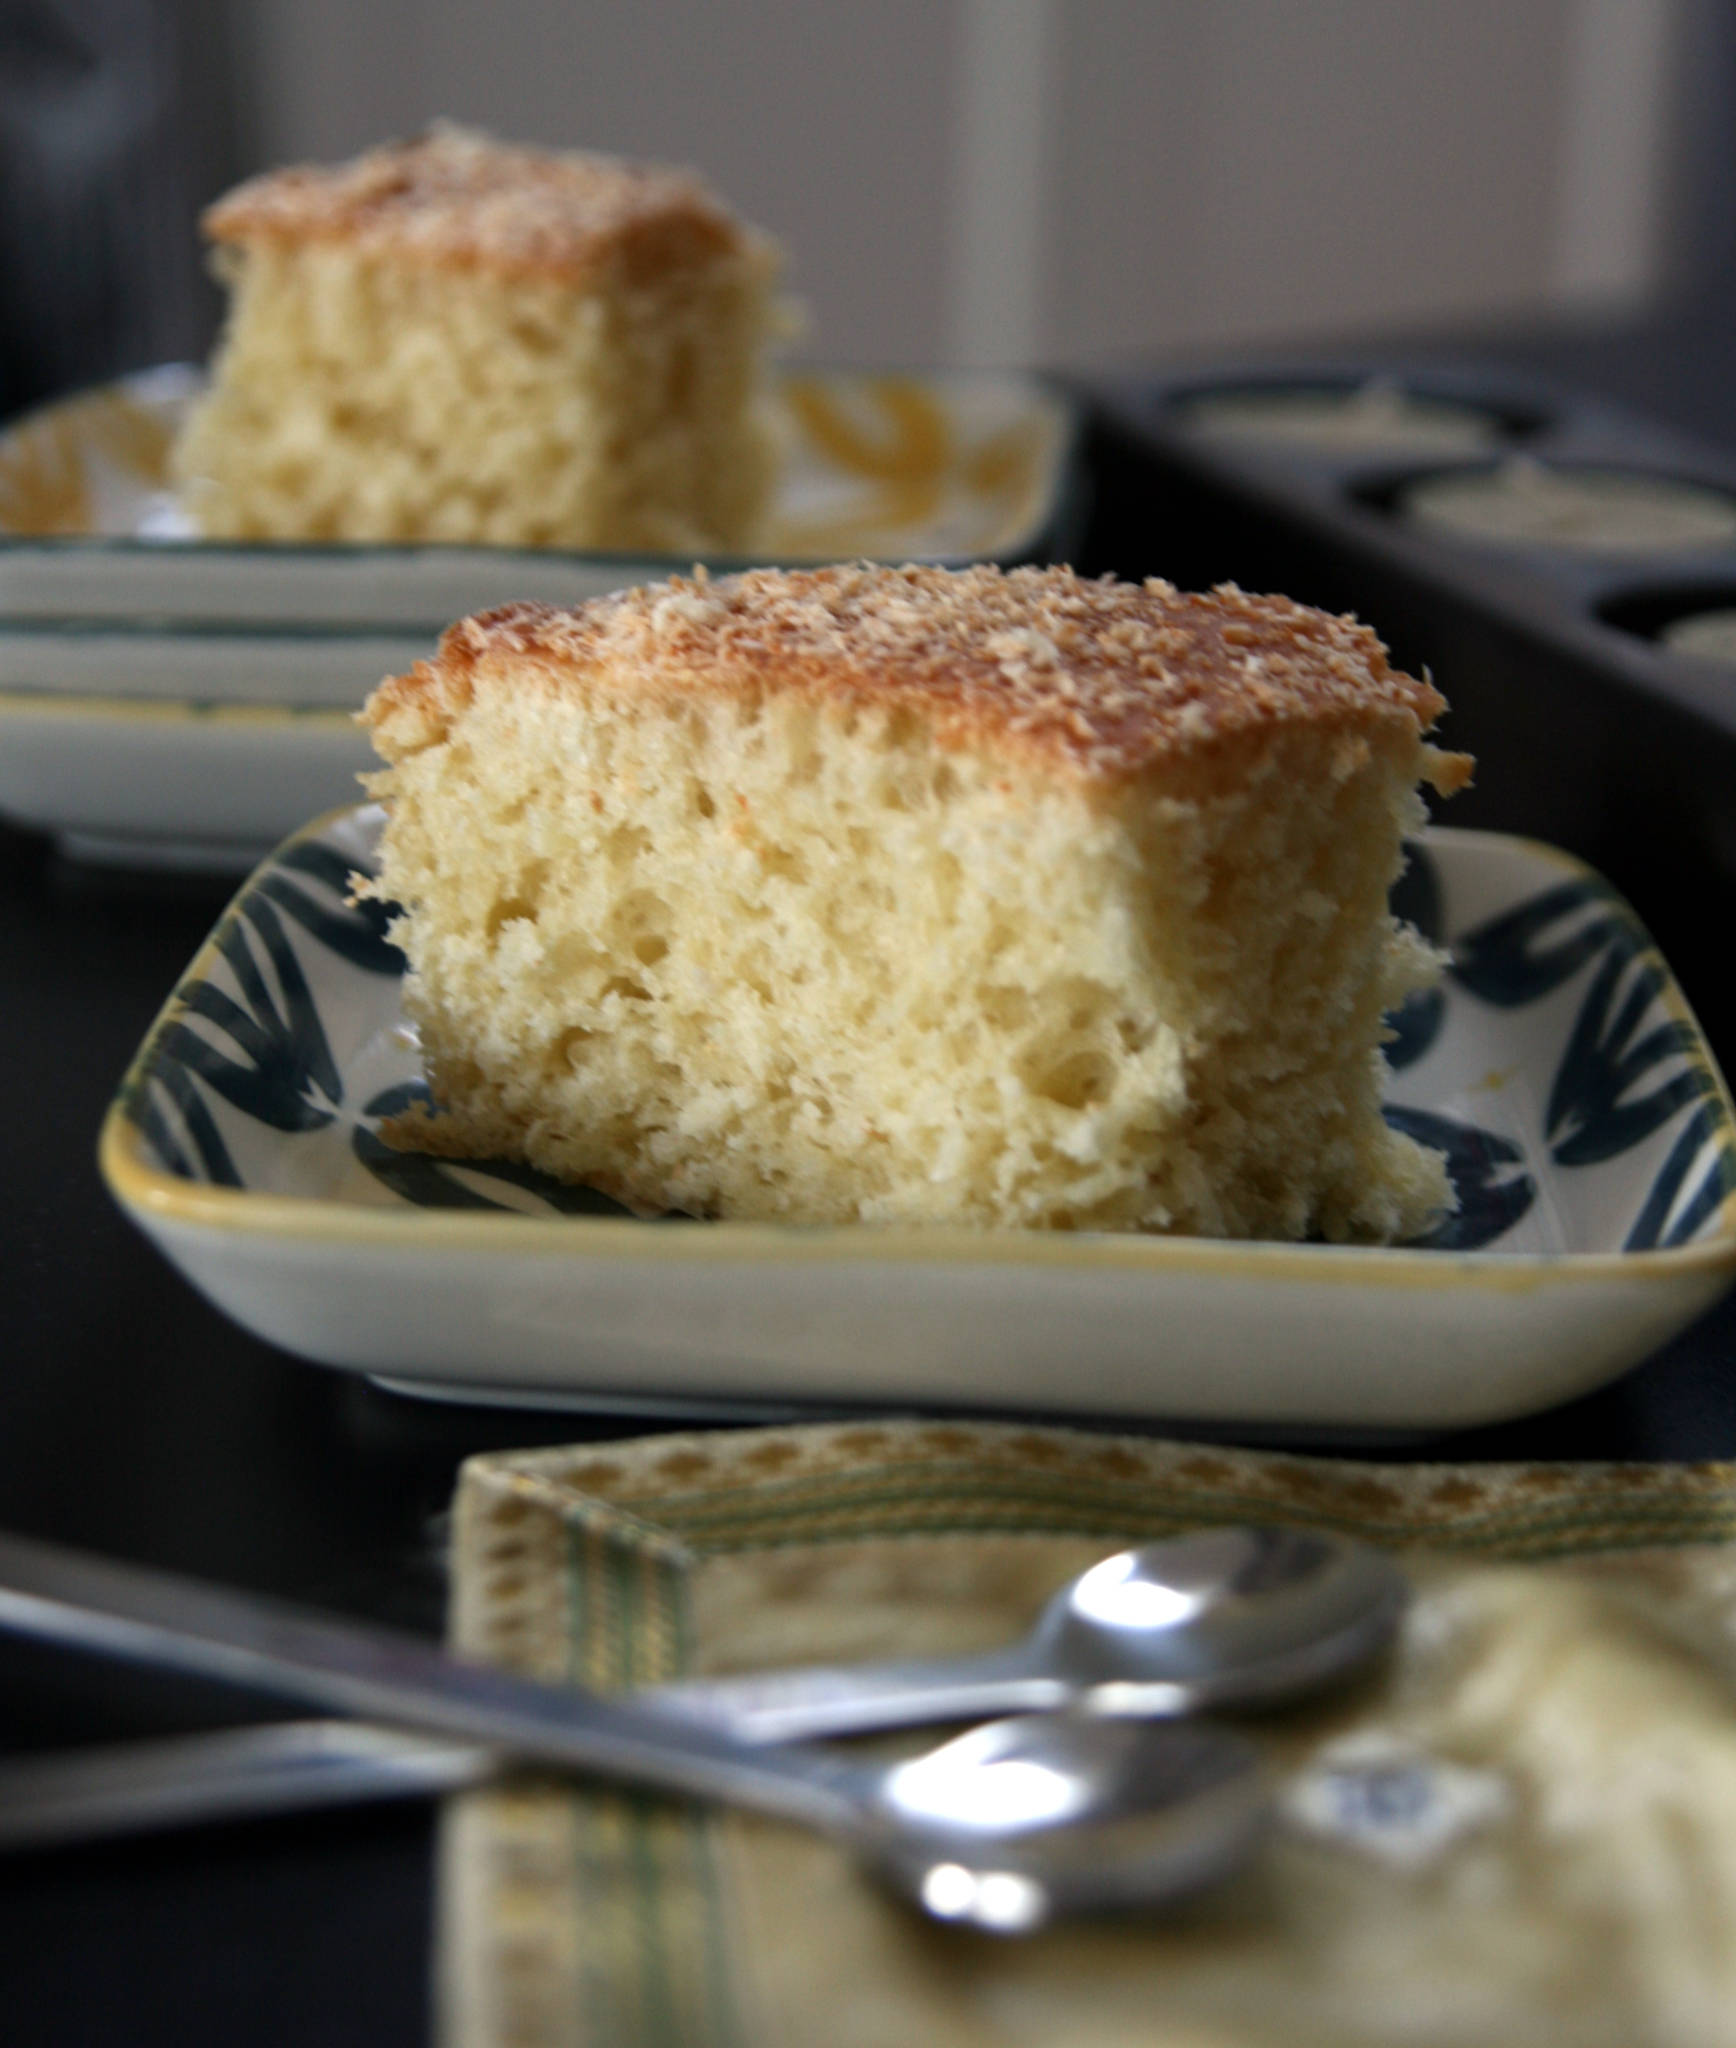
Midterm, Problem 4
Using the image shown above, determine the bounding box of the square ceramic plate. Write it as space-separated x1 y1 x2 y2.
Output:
100 806 1736 1431
0 364 1079 869
0 364 1079 626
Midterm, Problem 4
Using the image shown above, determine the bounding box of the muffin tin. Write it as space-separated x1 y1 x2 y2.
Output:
1087 355 1736 1063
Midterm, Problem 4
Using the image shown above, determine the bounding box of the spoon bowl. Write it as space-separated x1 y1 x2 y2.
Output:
1037 1524 1405 1705
863 1713 1268 1931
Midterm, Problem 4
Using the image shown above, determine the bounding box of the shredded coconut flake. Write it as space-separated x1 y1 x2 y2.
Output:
203 123 766 284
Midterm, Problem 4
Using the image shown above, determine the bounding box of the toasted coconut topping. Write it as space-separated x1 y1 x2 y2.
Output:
365 562 1470 783
203 124 766 284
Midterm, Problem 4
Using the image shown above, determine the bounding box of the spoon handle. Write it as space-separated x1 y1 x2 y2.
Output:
644 1648 1071 1742
0 1721 497 1850
0 1531 868 1834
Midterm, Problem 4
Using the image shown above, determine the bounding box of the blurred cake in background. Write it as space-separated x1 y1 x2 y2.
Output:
171 125 787 551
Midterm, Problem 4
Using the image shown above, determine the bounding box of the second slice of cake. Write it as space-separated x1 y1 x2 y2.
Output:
173 126 784 551
360 563 1470 1240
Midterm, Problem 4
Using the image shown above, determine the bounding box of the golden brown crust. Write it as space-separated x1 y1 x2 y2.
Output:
203 124 766 286
363 563 1468 784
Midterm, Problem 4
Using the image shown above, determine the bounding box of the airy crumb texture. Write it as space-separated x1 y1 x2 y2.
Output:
361 564 1471 1241
172 125 783 550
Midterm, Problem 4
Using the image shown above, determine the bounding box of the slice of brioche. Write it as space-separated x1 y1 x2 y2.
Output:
359 563 1471 1239
172 125 784 551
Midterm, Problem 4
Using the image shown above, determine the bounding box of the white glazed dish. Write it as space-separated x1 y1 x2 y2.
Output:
0 363 1077 618
0 695 373 873
0 364 1077 869
99 805 1736 1429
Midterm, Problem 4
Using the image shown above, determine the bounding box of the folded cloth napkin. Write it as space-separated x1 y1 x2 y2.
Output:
437 1420 1736 2048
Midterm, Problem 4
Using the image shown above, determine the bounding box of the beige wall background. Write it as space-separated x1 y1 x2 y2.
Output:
229 0 1705 371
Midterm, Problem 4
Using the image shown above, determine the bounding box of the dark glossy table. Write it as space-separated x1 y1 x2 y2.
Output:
5 317 1736 2044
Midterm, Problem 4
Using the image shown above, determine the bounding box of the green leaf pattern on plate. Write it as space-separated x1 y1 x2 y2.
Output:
1444 869 1736 1248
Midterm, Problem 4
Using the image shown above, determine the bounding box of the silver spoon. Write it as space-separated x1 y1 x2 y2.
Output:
642 1524 1406 1742
0 1530 1266 1931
